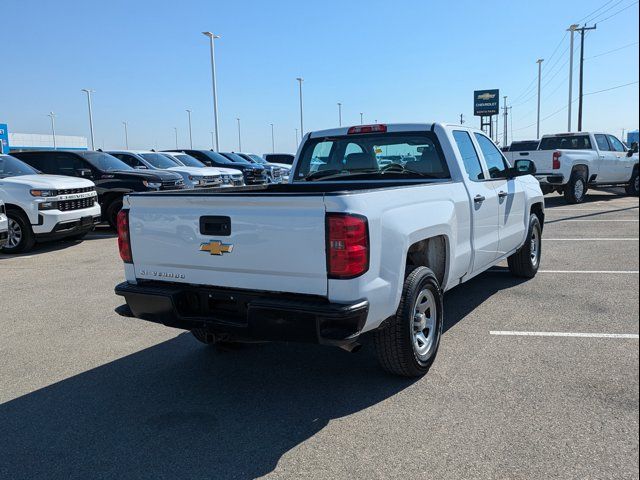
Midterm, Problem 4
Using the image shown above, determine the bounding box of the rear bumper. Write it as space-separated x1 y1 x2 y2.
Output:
536 173 565 185
114 281 369 346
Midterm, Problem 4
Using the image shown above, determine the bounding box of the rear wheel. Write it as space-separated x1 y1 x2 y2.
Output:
2 211 36 254
625 168 639 196
563 171 587 204
507 214 542 278
106 200 123 229
373 266 443 377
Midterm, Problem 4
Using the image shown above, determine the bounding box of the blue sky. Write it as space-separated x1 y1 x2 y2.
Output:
1 0 638 153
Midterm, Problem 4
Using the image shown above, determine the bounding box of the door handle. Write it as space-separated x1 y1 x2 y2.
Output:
474 195 486 203
498 191 508 198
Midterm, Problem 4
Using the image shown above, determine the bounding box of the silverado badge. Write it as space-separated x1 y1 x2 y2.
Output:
200 240 234 255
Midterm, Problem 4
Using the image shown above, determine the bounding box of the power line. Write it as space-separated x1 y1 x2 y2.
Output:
586 41 639 59
584 80 639 95
577 0 617 23
594 0 639 23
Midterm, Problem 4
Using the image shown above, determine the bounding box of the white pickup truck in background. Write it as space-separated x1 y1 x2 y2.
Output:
114 123 544 377
504 132 639 203
0 199 7 247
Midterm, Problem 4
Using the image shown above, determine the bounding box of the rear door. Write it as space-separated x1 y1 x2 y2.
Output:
452 130 500 272
473 133 527 257
127 193 329 295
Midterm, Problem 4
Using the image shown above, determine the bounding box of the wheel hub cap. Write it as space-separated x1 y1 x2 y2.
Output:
530 227 540 267
574 180 584 199
7 218 22 248
412 289 437 360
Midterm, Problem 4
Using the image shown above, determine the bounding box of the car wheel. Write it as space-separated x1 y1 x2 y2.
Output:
106 200 123 229
373 266 443 377
2 211 36 254
507 214 542 278
625 168 639 196
563 171 587 204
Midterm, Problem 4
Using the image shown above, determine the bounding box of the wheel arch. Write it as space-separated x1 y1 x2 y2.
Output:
404 234 449 288
530 202 545 231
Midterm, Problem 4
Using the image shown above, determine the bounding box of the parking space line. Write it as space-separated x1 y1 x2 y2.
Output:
489 269 639 274
548 208 639 212
557 219 639 222
543 238 639 241
490 331 639 339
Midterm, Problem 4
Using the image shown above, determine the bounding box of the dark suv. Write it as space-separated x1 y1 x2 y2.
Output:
165 149 267 185
12 150 184 227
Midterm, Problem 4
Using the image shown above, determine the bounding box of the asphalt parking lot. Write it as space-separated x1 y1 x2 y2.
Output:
0 189 638 480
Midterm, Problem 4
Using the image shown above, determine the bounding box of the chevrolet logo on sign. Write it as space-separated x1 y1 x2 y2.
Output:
477 92 496 100
200 240 234 255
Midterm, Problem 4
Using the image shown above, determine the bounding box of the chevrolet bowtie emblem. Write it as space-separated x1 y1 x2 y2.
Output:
199 240 234 255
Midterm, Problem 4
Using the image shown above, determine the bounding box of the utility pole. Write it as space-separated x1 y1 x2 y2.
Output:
81 89 95 150
337 102 342 126
186 109 193 148
174 127 178 149
503 97 508 148
122 121 129 149
577 24 597 132
567 24 579 131
536 59 544 139
296 77 304 137
270 123 275 153
360 112 364 125
236 118 242 151
295 128 299 147
459 114 464 124
203 32 221 151
48 112 57 149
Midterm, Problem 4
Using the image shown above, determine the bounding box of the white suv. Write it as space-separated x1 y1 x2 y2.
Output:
0 154 101 253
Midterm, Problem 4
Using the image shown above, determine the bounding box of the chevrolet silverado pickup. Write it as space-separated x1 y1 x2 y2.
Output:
0 199 7 247
115 123 544 377
504 132 639 203
0 154 101 253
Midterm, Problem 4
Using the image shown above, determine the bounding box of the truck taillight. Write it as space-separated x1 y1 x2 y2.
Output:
553 151 561 170
326 213 369 279
117 209 133 263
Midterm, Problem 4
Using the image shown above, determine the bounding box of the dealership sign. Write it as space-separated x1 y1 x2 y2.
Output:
0 123 8 154
474 90 499 116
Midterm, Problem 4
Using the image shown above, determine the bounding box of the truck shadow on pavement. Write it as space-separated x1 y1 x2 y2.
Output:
0 269 528 480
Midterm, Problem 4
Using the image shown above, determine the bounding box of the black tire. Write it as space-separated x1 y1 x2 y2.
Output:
106 200 123 229
563 170 587 204
191 328 216 345
373 266 443 377
540 185 555 195
507 214 542 278
2 210 36 254
625 168 639 196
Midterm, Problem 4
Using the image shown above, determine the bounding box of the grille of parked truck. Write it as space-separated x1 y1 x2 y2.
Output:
504 132 639 203
114 123 544 377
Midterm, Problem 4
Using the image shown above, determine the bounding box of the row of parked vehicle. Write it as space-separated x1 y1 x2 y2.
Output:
0 149 296 253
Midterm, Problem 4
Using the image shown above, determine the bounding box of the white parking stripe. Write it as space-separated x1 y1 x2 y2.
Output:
557 219 639 222
543 238 639 241
538 270 639 274
490 331 639 339
547 208 639 212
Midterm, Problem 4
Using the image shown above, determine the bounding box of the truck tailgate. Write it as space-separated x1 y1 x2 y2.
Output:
127 194 328 295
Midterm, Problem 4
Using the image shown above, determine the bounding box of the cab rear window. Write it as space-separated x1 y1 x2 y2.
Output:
539 135 592 150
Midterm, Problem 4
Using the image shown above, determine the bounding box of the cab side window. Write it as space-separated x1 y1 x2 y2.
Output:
113 153 142 168
453 131 484 181
594 134 611 151
607 135 626 152
474 133 510 179
55 153 87 176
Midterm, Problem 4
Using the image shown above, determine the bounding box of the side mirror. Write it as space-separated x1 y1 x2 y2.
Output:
510 159 536 178
76 168 93 179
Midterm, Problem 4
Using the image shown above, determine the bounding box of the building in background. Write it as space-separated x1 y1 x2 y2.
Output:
0 122 88 152
627 130 639 146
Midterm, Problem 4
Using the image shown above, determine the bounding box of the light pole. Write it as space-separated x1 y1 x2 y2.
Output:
536 59 544 139
203 32 221 151
270 123 275 153
502 96 508 147
210 131 215 149
47 112 57 149
567 24 579 131
81 89 95 150
174 127 178 149
295 128 299 149
337 102 342 126
296 77 304 136
122 121 129 149
360 112 364 125
236 118 242 151
186 109 193 148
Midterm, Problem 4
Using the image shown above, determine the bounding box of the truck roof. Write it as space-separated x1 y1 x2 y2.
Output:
541 132 605 137
309 123 484 139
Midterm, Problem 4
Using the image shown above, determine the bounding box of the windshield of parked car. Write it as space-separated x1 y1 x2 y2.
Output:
198 151 237 165
294 132 450 181
0 155 39 178
248 154 267 164
167 153 205 168
222 152 252 164
509 141 540 152
140 153 179 169
266 154 295 165
76 151 134 171
539 135 593 150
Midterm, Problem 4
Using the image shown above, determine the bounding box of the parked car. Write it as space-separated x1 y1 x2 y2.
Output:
106 150 223 189
165 150 267 185
263 153 295 168
114 123 544 377
503 132 639 202
160 152 245 187
0 153 101 253
0 198 8 248
219 152 269 185
237 153 285 183
12 150 184 228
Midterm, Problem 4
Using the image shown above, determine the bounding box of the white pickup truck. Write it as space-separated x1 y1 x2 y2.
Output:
114 123 544 377
504 132 639 203
0 199 7 247
0 154 101 253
